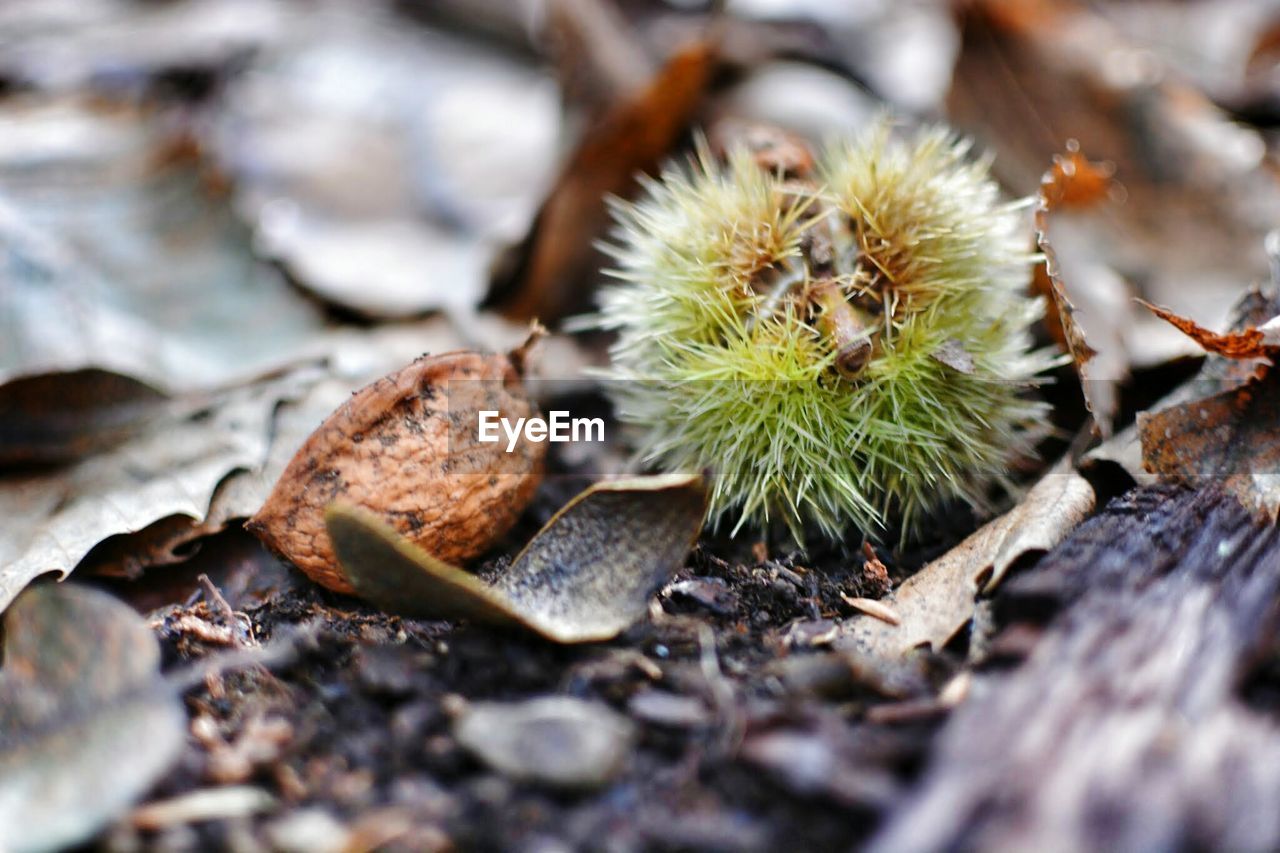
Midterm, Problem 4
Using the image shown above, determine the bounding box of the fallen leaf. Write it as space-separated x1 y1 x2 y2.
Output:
488 38 715 323
248 338 546 594
1034 144 1120 436
836 458 1095 658
1085 288 1280 487
0 583 185 852
1141 289 1280 514
452 696 636 788
1140 372 1280 520
0 97 325 393
0 366 321 616
0 0 287 90
325 473 708 643
212 5 559 319
1137 298 1280 362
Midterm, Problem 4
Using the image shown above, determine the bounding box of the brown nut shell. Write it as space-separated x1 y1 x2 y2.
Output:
247 347 545 593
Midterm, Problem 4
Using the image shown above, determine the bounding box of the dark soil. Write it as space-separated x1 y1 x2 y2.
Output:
96 474 1280 851
96 472 976 852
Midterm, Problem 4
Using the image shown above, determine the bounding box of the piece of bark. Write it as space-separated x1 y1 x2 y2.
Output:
872 486 1280 851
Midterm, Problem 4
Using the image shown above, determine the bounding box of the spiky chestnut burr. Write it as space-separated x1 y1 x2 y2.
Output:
587 121 1060 543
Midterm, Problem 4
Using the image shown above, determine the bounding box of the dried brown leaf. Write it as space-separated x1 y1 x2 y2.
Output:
248 339 546 594
0 584 185 852
1140 371 1280 521
0 370 167 467
489 39 715 323
837 459 1095 658
0 367 320 616
1137 298 1279 361
1035 144 1118 436
325 473 708 643
1087 289 1280 487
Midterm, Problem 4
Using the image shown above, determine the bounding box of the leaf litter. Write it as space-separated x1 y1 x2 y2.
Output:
9 0 1280 848
1034 142 1121 436
210 3 561 320
950 0 1280 369
1136 288 1280 519
0 365 323 616
837 458 1095 658
0 97 326 393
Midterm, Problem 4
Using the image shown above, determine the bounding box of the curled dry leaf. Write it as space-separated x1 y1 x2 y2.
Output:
0 370 167 467
248 337 546 594
837 458 1095 659
1140 373 1280 520
325 473 708 643
1136 293 1280 519
1034 144 1119 436
0 584 185 853
1137 298 1280 362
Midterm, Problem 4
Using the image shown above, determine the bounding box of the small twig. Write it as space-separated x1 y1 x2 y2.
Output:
197 574 235 622
197 573 254 646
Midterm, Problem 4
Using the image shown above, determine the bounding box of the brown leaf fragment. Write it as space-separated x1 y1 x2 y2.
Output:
325 473 708 643
248 341 546 594
1087 289 1280 488
1139 370 1280 521
1035 144 1118 436
836 458 1095 658
0 584 185 852
488 39 715 323
1136 298 1278 362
